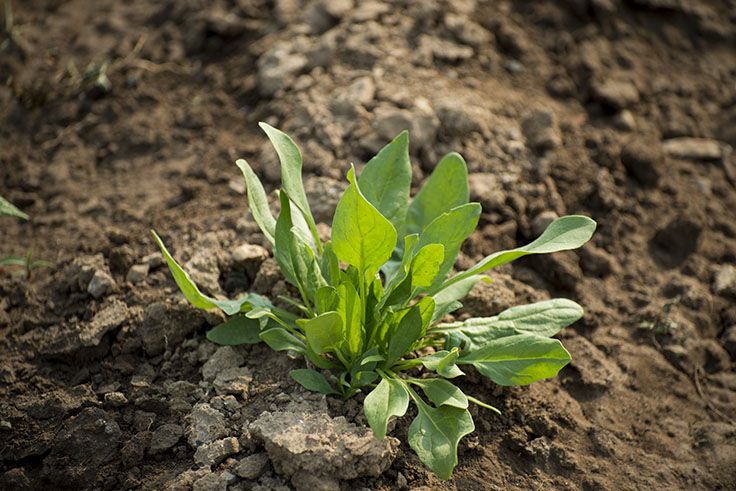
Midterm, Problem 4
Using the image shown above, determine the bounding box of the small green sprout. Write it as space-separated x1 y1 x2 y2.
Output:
153 124 596 479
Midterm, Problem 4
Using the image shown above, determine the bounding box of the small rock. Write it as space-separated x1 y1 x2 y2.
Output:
185 249 222 294
87 269 115 299
0 468 31 491
140 302 207 356
396 471 408 489
234 452 269 479
142 252 165 268
187 403 228 448
714 265 736 297
126 263 150 284
373 101 439 152
202 346 245 382
592 79 639 110
194 437 241 467
291 472 340 491
213 367 252 398
504 59 525 74
79 299 129 347
305 0 352 34
252 258 281 295
722 326 736 360
231 243 269 279
532 211 559 237
149 423 183 454
579 245 619 277
444 14 491 48
468 173 505 211
613 110 636 131
258 44 308 95
663 137 726 161
104 391 128 407
249 409 398 482
304 176 347 224
192 472 228 491
436 100 487 137
522 109 561 152
0 420 11 431
561 335 624 393
620 139 663 186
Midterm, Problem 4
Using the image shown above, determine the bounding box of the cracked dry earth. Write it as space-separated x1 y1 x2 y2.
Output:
1 0 736 490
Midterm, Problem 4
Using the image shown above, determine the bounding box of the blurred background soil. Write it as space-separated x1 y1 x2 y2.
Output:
1 0 735 489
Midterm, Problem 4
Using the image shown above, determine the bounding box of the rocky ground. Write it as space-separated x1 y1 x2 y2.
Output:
1 0 736 490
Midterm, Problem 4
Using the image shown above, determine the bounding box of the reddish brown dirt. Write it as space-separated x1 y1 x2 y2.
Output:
1 0 736 490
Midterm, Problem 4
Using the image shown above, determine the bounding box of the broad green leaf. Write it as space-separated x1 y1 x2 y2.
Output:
259 327 306 353
316 286 338 314
207 316 263 345
0 196 28 220
386 305 423 366
320 242 341 286
444 216 596 290
381 234 420 304
439 299 584 351
0 256 27 266
405 152 468 236
290 369 338 395
301 311 344 354
420 348 464 378
235 159 275 243
408 396 475 480
259 122 319 246
152 230 267 315
459 333 571 386
359 130 411 228
412 378 468 409
410 243 445 288
306 344 340 369
332 166 397 279
417 203 481 293
364 377 409 439
337 281 362 357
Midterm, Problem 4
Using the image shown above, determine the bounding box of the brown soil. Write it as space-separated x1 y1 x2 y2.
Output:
2 0 736 490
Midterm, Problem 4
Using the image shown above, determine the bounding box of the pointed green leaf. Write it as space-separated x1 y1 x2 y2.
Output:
151 230 268 315
290 369 338 395
235 159 276 243
459 333 571 386
359 130 411 229
412 378 468 409
444 216 596 290
302 311 344 354
332 166 397 279
406 152 468 236
410 243 445 288
431 275 487 323
408 396 475 480
315 286 338 314
337 281 363 357
259 122 319 245
387 305 423 366
259 327 306 353
420 349 464 378
364 377 409 439
207 316 263 345
0 195 28 220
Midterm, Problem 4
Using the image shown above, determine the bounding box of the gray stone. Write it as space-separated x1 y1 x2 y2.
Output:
305 176 347 224
149 423 183 454
249 409 398 482
713 265 736 297
185 249 221 294
194 437 241 467
613 109 636 131
0 420 12 431
437 100 487 137
103 391 128 407
213 367 252 398
140 302 207 356
663 137 727 161
231 243 269 278
202 346 245 382
79 300 129 347
522 109 561 151
87 269 115 298
234 452 269 479
373 100 438 151
592 79 639 109
258 44 308 95
187 403 228 448
192 472 228 491
621 139 663 186
444 14 491 48
126 263 149 284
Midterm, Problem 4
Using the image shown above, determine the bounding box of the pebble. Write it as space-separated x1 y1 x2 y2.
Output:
620 138 663 187
592 79 639 109
202 346 245 382
87 269 115 299
258 44 307 95
187 403 228 448
0 420 11 431
663 137 726 161
149 423 184 454
104 391 129 407
613 109 636 131
126 263 149 284
713 265 736 297
194 437 241 467
233 452 269 479
521 109 561 152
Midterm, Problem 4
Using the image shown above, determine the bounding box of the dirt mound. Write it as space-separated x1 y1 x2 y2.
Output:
1 0 735 489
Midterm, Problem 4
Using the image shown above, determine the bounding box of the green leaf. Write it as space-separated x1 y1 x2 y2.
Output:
386 305 423 366
332 166 397 279
337 281 363 357
207 316 263 345
412 378 468 409
235 159 276 244
410 243 445 288
0 195 28 220
466 395 502 415
259 122 319 246
440 299 584 351
444 216 596 290
431 275 487 323
420 349 464 378
259 327 306 353
320 242 341 286
408 396 475 480
0 256 27 267
417 203 481 293
459 333 571 386
302 311 344 354
364 377 409 439
151 230 268 316
315 286 338 314
405 153 468 236
290 369 338 395
359 130 411 229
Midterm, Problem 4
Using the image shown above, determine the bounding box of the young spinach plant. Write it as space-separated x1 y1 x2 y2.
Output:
152 124 596 479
